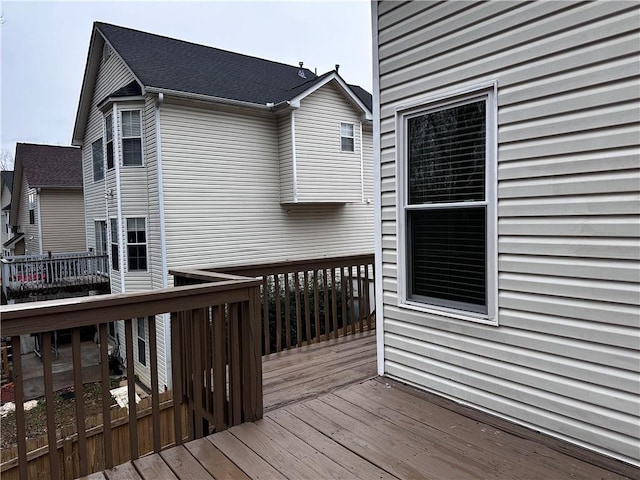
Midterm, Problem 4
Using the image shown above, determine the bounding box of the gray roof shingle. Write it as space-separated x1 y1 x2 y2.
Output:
96 22 371 108
15 143 83 188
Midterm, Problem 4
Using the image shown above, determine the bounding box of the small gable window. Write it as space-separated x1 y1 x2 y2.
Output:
121 110 143 166
92 138 104 181
340 122 355 152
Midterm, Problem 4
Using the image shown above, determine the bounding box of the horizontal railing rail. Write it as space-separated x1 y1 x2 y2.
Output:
171 253 376 356
1 252 109 300
1 274 262 480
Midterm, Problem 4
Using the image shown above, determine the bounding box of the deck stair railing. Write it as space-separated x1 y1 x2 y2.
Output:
1 252 110 300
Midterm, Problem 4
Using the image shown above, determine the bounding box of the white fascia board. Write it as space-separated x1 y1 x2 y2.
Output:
288 73 373 120
145 86 273 112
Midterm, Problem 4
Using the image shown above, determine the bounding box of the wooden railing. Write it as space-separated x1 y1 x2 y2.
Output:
171 253 375 356
0 274 262 479
1 252 110 301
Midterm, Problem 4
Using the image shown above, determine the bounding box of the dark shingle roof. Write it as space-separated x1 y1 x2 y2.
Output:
348 85 372 112
1 171 13 191
15 144 83 188
95 22 370 107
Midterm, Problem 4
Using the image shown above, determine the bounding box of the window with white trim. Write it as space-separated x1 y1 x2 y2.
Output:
126 217 147 271
110 218 119 271
340 122 355 152
121 110 142 166
92 139 104 181
137 317 146 366
105 114 114 169
399 86 496 320
28 193 35 225
95 220 107 255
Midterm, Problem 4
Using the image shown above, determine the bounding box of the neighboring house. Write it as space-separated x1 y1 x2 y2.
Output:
8 144 86 256
72 23 374 389
372 0 639 467
1 171 13 255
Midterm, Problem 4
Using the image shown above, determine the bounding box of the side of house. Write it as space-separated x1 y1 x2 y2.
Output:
1 171 13 254
9 144 86 256
373 0 639 466
74 23 375 389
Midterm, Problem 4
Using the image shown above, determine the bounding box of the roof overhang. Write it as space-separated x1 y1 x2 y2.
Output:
145 86 273 112
3 232 24 249
288 73 373 121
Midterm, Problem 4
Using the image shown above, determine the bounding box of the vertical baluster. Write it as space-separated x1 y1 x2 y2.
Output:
284 273 291 349
364 264 371 330
357 265 364 333
171 311 183 446
303 271 311 343
148 316 161 452
11 336 28 480
341 267 348 336
98 323 113 469
204 308 213 433
241 287 263 422
192 309 204 439
124 319 138 459
349 266 356 335
323 269 330 341
313 270 320 342
331 268 338 339
72 328 87 476
228 303 242 425
212 305 227 431
294 272 302 347
274 274 282 353
262 276 270 355
42 332 61 479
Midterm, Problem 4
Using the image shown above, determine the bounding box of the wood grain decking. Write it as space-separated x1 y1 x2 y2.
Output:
83 332 637 480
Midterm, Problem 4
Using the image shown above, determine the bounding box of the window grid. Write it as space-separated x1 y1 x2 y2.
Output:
121 110 143 166
110 218 119 271
137 317 146 366
340 122 355 152
126 217 147 271
105 114 114 169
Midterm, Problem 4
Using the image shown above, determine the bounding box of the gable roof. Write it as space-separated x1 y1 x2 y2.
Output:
73 22 371 144
1 171 13 192
15 143 83 188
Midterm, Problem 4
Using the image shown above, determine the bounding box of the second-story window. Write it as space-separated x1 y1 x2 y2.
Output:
105 114 114 169
126 217 147 271
122 110 142 166
110 218 119 271
340 122 355 152
92 138 104 181
28 193 35 224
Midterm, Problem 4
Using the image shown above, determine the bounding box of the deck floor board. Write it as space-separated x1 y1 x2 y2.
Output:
85 332 637 480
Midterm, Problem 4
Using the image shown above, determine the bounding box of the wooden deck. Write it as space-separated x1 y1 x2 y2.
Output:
83 332 636 480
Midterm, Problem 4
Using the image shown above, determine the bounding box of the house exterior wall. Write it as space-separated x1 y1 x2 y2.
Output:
160 99 374 272
39 189 86 253
294 83 364 203
375 0 639 465
18 177 40 255
277 112 294 203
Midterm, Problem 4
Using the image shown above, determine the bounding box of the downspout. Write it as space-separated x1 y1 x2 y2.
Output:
113 104 126 292
359 121 364 203
36 188 43 254
371 0 385 376
291 109 298 202
155 92 172 389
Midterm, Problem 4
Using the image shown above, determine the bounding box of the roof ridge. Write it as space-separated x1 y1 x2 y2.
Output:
94 22 318 78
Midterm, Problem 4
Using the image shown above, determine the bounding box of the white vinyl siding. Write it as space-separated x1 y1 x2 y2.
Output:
277 113 294 203
160 100 374 271
376 0 640 466
18 178 40 255
293 83 363 203
38 190 87 253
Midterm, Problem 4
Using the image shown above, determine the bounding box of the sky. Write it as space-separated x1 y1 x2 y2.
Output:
0 0 373 169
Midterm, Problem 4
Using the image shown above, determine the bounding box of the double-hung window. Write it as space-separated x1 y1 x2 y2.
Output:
340 122 355 152
126 217 147 271
110 218 119 271
121 110 142 166
28 193 35 225
92 139 104 181
398 84 496 322
105 114 114 169
95 221 107 256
